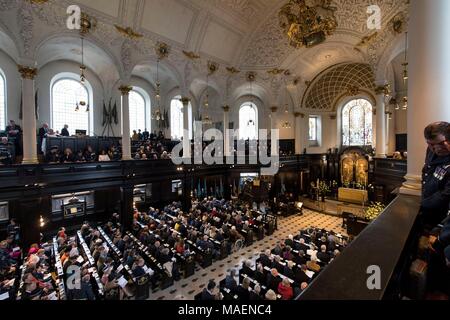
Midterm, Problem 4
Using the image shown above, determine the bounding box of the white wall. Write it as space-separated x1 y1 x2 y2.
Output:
0 50 21 127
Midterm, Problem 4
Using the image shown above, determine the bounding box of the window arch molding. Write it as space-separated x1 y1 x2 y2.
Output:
0 68 6 131
50 72 94 135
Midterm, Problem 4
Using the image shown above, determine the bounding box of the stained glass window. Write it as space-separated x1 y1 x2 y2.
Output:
239 103 258 140
170 96 192 140
342 99 373 146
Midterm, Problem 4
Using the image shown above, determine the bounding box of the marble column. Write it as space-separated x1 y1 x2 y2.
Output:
119 85 132 160
222 106 230 156
401 0 450 196
294 112 304 155
18 65 38 164
181 97 191 159
270 107 279 156
375 84 389 158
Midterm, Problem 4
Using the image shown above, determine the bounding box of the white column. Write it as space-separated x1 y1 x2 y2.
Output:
401 0 450 195
181 97 191 159
223 106 230 156
294 112 304 154
19 65 38 164
375 85 388 158
270 107 278 156
119 85 132 160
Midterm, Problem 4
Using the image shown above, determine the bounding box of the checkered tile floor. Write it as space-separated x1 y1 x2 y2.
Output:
150 209 347 300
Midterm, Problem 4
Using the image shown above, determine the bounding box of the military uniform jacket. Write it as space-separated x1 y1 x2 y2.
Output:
421 149 450 221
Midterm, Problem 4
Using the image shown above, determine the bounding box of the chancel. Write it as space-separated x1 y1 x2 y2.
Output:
0 0 449 303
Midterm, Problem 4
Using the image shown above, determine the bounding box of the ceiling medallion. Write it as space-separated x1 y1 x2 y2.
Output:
114 25 142 40
246 71 257 82
207 61 219 75
279 0 338 49
80 12 97 36
156 42 170 60
391 12 407 34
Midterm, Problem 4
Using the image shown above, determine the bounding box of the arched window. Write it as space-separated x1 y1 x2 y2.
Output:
129 90 148 134
342 98 373 146
0 71 5 131
239 102 258 140
170 96 192 140
52 78 91 135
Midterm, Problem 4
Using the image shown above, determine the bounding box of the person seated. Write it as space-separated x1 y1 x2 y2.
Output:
131 130 139 142
241 260 254 278
236 277 251 300
265 289 277 301
296 237 310 253
278 278 294 300
249 284 263 300
0 137 13 165
285 234 294 248
294 264 310 284
98 150 111 162
224 269 238 292
74 150 86 162
283 260 295 280
84 146 96 162
283 246 294 261
294 250 308 266
60 148 75 163
108 146 121 161
45 146 60 163
316 245 331 264
266 268 281 292
61 125 70 137
201 280 218 300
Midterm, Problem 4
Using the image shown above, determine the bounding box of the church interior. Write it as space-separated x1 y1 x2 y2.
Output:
0 0 449 301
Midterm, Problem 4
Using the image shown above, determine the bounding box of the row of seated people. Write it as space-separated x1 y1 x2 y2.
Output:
198 227 349 301
0 220 22 300
45 145 121 163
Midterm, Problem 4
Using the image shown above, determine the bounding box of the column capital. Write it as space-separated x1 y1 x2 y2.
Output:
270 106 278 113
18 65 37 80
294 112 305 118
119 85 133 95
375 84 391 96
180 97 190 105
222 105 230 112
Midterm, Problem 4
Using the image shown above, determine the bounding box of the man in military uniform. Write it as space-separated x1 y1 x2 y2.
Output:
421 122 450 227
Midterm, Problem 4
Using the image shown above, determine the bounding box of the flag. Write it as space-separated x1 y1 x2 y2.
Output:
220 177 224 197
19 94 22 120
197 180 201 198
204 179 207 197
102 100 108 126
112 101 118 124
35 90 39 120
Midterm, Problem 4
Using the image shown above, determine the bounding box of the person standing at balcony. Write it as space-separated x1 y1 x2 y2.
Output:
421 122 450 226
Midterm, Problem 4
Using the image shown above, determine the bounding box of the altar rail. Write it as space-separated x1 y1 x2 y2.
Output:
298 194 421 300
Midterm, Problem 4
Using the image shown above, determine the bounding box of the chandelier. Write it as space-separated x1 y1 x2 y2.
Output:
401 32 408 110
152 43 170 123
75 36 89 112
279 0 338 49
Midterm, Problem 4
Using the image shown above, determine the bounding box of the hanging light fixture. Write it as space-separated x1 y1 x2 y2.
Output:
76 36 90 112
152 58 163 122
401 32 408 110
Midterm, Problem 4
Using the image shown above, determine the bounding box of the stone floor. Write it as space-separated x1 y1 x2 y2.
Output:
150 209 347 300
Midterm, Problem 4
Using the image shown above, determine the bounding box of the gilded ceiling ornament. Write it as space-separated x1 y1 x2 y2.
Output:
375 84 391 96
155 42 170 60
118 85 133 95
246 71 256 82
80 12 97 35
182 51 200 60
28 0 49 4
114 25 143 40
207 61 219 75
267 68 285 76
355 32 378 48
391 12 407 34
226 67 240 74
279 0 338 49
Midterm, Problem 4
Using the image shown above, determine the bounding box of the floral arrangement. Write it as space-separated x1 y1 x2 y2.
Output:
317 181 330 195
365 202 385 221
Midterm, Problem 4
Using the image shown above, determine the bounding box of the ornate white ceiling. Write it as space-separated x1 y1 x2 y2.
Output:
0 0 409 111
